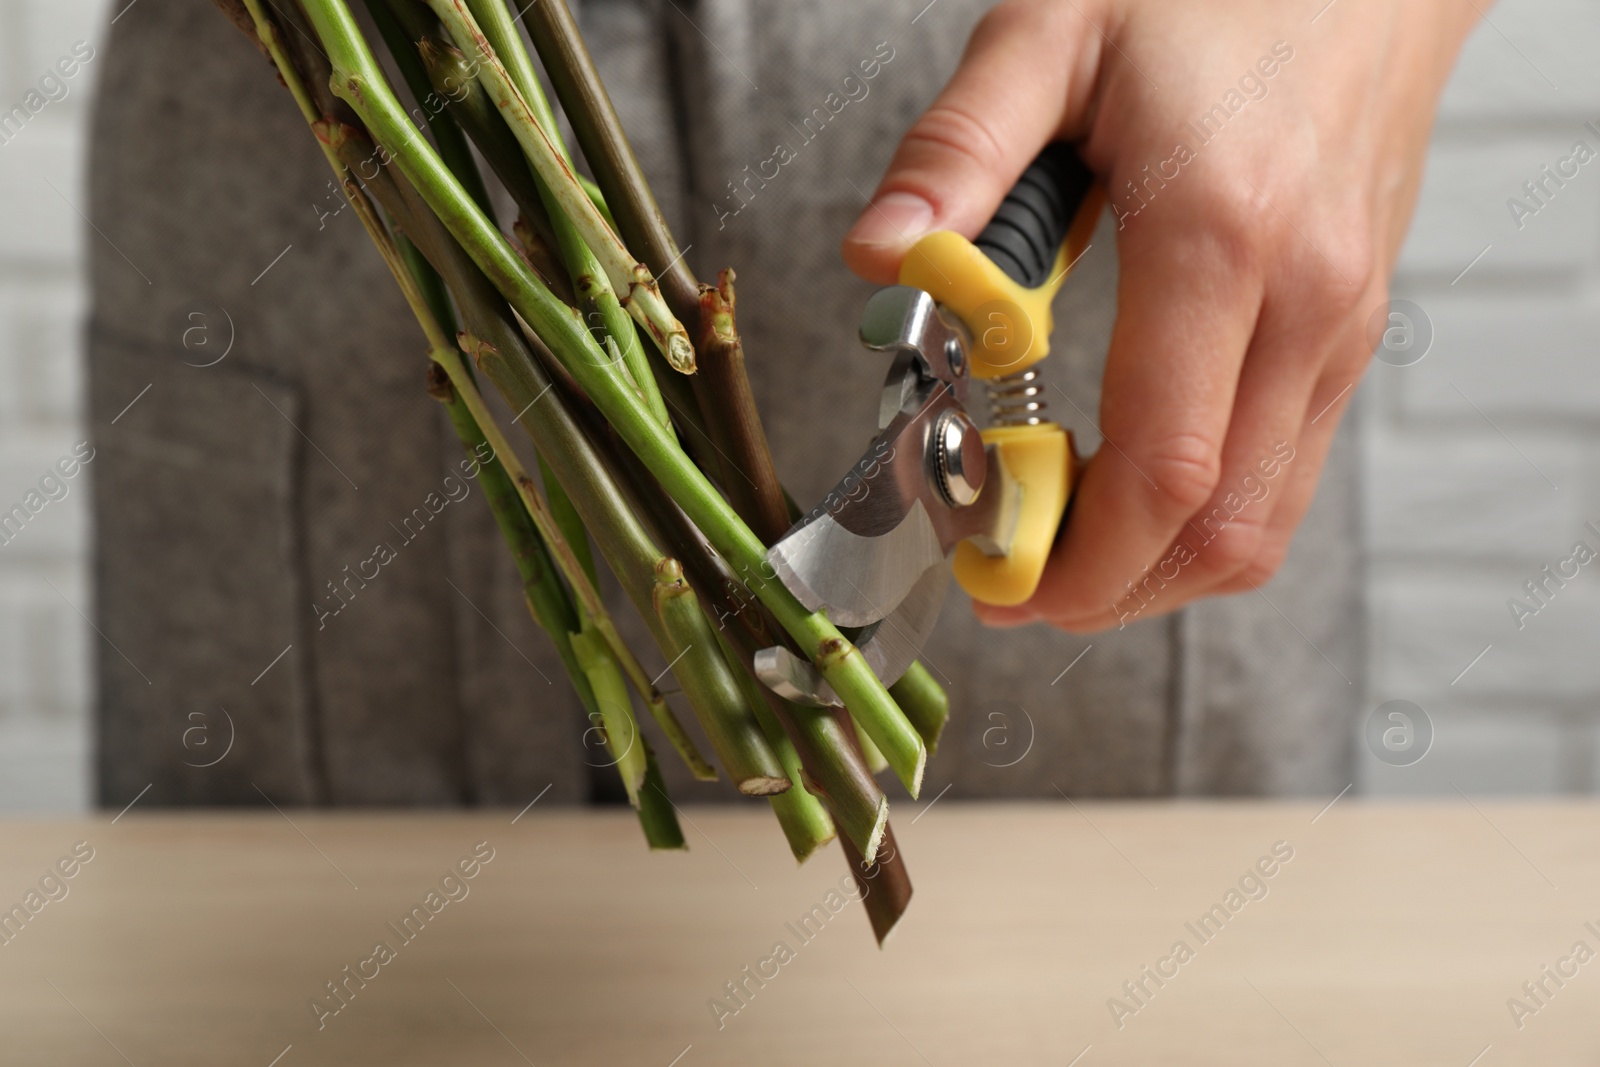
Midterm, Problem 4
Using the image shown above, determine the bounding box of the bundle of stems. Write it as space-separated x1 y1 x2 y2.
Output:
214 0 948 942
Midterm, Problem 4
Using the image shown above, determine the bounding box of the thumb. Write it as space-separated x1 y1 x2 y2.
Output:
841 0 1104 284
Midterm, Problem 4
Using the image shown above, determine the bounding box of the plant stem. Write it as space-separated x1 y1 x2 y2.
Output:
416 34 670 429
232 0 700 844
636 745 687 850
629 480 889 862
342 111 715 786
240 0 319 122
520 0 789 532
786 703 890 862
517 0 951 752
414 35 570 303
891 661 949 755
420 0 695 371
571 626 648 806
456 5 669 429
718 631 835 862
510 0 953 776
851 715 889 776
537 454 597 586
472 335 776 790
462 0 568 163
301 0 926 797
652 559 788 796
331 110 699 773
690 272 793 540
455 332 716 778
840 819 914 946
571 400 895 861
533 455 713 783
365 0 495 215
515 0 696 318
228 0 694 842
427 361 595 709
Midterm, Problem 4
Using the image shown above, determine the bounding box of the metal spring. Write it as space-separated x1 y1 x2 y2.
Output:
988 367 1047 426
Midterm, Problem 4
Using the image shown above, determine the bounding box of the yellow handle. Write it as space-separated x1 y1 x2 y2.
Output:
894 182 1103 607
895 184 1103 379
951 423 1076 606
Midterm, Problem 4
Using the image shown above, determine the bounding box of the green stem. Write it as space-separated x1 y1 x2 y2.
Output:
462 6 671 430
652 560 788 796
891 662 949 756
417 34 670 428
789 704 890 863
516 0 698 318
420 0 694 371
538 450 715 782
428 362 596 714
624 467 889 857
517 0 787 534
365 0 495 216
516 0 950 739
578 174 617 229
230 0 695 841
717 631 834 862
572 625 648 806
462 0 568 163
454 334 712 781
358 103 715 783
301 0 926 797
538 454 597 587
851 715 889 776
636 746 687 850
339 111 710 781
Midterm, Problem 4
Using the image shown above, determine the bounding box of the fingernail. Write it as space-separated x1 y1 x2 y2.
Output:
844 191 934 251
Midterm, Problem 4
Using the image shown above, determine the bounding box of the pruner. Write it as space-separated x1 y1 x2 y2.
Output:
757 144 1104 706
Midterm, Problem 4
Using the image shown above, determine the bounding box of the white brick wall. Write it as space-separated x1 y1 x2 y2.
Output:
0 0 112 811
1363 0 1600 796
0 1 1594 809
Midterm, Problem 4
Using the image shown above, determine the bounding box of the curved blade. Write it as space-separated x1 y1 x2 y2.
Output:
754 565 949 706
766 388 1007 626
768 497 944 628
856 563 948 685
753 646 839 707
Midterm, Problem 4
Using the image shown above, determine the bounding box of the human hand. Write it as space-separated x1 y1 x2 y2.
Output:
842 0 1478 631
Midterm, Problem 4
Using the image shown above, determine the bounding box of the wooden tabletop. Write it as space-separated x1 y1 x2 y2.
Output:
2 800 1597 1065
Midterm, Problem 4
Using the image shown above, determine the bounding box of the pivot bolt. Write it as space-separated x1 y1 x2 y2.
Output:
933 409 986 507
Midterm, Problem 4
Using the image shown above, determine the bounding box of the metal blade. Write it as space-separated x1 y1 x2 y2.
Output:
753 646 839 707
753 564 948 707
766 389 1013 626
768 496 944 628
855 562 948 685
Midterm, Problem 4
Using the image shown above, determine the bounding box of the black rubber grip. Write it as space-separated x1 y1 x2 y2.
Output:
973 143 1096 289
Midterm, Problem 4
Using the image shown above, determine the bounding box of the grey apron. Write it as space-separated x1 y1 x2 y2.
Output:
85 0 1362 807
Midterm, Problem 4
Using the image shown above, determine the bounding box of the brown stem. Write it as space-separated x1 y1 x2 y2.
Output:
516 0 791 539
692 271 791 543
840 817 914 946
210 0 271 56
517 0 697 319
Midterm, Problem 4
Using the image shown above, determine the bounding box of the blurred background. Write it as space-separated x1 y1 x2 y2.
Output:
0 0 1596 810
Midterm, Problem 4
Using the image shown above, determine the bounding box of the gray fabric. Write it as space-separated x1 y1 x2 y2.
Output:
86 0 1361 806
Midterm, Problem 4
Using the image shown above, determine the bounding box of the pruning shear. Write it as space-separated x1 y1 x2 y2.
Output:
756 144 1104 706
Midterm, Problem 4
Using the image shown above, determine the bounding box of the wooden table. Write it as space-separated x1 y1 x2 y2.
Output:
2 801 1596 1065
